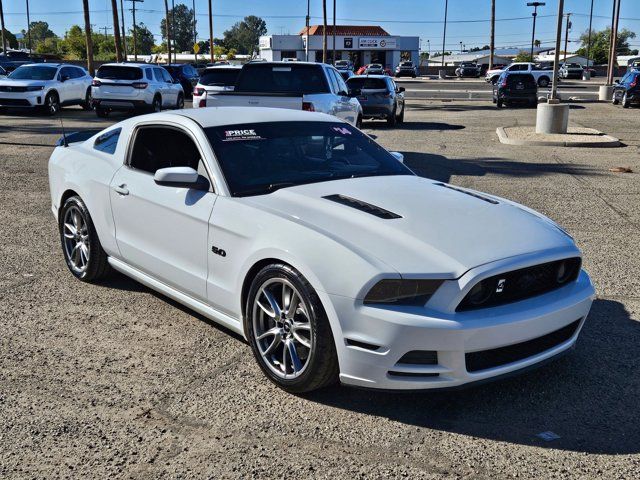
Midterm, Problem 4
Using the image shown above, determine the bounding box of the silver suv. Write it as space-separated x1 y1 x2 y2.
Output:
92 63 184 117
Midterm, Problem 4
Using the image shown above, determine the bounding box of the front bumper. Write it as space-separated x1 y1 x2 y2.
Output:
0 90 44 108
329 263 595 391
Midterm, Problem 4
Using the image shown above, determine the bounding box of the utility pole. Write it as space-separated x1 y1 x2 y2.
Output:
0 0 7 54
322 0 327 63
126 0 143 62
563 13 571 62
192 0 197 64
100 26 112 40
25 0 32 54
332 0 336 65
305 0 310 61
527 2 545 62
208 0 214 63
489 0 495 69
607 0 621 85
441 0 448 67
120 0 127 60
171 0 176 60
82 0 94 75
164 0 171 63
585 0 594 69
110 0 122 62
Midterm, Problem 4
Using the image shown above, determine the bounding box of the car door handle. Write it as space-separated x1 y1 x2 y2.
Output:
114 184 129 196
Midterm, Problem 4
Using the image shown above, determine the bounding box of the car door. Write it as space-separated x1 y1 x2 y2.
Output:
109 123 216 301
58 67 76 103
73 67 90 101
330 68 358 125
390 78 404 112
160 68 178 106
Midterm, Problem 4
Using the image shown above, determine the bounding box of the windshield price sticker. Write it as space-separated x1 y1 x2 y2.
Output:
223 129 263 141
332 126 352 135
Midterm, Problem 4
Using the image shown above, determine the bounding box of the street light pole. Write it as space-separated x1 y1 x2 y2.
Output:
489 0 495 69
305 0 310 61
208 0 214 63
563 13 571 63
120 0 127 60
585 0 594 69
550 0 564 101
441 0 448 67
25 0 31 54
332 0 336 64
527 2 545 62
192 0 197 64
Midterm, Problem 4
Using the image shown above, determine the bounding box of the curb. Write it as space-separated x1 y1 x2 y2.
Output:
496 127 620 148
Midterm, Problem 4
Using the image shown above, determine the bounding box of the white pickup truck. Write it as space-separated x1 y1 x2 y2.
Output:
201 61 363 127
485 62 556 87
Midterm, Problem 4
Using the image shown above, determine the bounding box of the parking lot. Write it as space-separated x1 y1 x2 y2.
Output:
1 97 639 478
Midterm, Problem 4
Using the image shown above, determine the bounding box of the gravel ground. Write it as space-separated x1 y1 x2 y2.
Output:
1 101 639 479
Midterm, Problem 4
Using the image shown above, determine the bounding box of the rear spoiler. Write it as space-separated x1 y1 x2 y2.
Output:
55 129 102 147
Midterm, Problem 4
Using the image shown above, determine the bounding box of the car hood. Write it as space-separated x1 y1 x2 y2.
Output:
0 78 52 87
486 68 504 76
242 175 576 278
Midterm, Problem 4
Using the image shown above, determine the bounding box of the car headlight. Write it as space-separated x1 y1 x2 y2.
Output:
26 85 45 91
364 279 443 306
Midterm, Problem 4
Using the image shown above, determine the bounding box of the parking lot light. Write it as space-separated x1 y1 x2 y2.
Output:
527 2 545 62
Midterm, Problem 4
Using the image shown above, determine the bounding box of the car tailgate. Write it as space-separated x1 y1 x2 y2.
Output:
205 92 303 110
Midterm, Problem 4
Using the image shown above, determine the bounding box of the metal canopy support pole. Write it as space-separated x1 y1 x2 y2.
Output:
585 0 594 69
193 0 197 64
550 0 564 101
26 0 32 54
441 0 448 67
607 0 621 85
563 13 571 63
120 0 127 60
489 0 495 70
332 0 336 64
305 0 310 61
208 0 214 63
0 0 7 54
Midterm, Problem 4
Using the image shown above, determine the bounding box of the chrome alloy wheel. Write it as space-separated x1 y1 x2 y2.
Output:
252 278 313 379
62 205 90 274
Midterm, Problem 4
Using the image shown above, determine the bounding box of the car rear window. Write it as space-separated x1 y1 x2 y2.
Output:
347 77 388 90
400 62 412 67
96 65 143 80
236 64 329 94
506 74 536 87
199 68 241 87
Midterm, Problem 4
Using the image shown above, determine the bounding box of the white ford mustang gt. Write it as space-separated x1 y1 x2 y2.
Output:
48 107 595 392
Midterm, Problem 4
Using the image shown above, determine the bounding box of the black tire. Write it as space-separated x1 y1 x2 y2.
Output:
152 95 162 113
245 263 339 393
491 76 499 85
387 106 398 127
538 76 550 88
176 93 184 110
622 92 631 108
355 115 363 129
44 91 60 116
496 99 503 108
95 106 109 118
59 196 111 282
81 87 93 111
397 104 405 124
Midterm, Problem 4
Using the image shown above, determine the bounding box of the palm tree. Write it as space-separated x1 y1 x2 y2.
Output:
110 0 122 62
534 39 541 48
322 0 327 63
82 0 94 76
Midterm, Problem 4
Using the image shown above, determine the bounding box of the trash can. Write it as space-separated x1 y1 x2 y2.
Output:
582 70 591 81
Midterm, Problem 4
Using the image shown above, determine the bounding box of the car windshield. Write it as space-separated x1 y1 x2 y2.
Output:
199 68 241 86
96 65 143 80
205 121 413 197
235 64 329 94
8 65 57 80
347 77 387 90
335 61 349 67
400 62 412 67
369 64 383 69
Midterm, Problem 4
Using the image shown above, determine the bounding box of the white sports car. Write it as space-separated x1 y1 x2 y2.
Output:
48 107 595 392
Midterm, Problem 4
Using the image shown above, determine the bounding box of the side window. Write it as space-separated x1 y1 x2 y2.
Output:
162 69 173 83
59 67 73 80
129 127 210 188
153 68 165 82
326 69 339 93
333 70 349 94
94 128 122 154
145 68 153 80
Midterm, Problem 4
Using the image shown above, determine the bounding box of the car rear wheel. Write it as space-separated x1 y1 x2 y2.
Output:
152 96 162 113
95 106 109 117
59 196 111 282
245 264 338 393
538 77 550 88
81 87 93 111
612 94 619 105
356 115 363 129
387 106 398 127
622 92 631 108
496 99 503 108
176 93 184 109
397 104 405 123
44 91 60 115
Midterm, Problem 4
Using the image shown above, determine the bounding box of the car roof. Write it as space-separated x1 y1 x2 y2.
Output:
203 65 242 70
99 62 150 68
349 74 388 79
167 106 340 128
19 63 63 68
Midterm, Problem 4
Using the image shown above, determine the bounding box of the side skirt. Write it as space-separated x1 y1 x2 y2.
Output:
108 257 246 338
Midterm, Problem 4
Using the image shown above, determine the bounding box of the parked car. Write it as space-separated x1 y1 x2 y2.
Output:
202 61 362 127
559 63 584 79
346 75 405 126
612 69 639 108
48 106 595 392
485 62 555 87
364 63 385 75
92 63 184 117
395 61 417 78
493 72 538 108
0 50 41 73
334 59 353 71
0 63 93 114
455 62 481 78
163 63 199 98
192 65 242 108
338 69 355 82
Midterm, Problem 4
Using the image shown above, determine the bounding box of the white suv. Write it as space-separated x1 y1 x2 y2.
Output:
192 65 241 108
92 63 184 117
0 63 93 115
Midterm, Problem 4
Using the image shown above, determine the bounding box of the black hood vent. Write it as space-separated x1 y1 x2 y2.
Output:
436 183 499 205
323 194 402 219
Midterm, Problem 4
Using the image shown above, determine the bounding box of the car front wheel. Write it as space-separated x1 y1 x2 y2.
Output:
622 92 631 108
538 77 550 88
59 196 111 282
245 264 338 393
44 91 60 115
81 87 93 111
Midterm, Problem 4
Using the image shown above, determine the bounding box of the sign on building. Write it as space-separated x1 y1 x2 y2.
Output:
344 37 353 49
358 37 397 49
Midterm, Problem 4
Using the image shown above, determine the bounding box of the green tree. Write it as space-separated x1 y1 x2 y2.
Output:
34 36 62 55
29 21 56 45
61 25 87 59
513 51 534 62
1 29 19 49
127 23 155 55
160 4 196 53
576 27 636 64
222 15 266 55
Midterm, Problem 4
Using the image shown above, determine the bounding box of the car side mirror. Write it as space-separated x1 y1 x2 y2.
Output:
154 166 208 190
398 86 405 93
389 151 404 163
615 79 620 84
60 75 70 82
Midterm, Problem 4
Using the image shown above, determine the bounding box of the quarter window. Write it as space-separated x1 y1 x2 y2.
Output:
93 128 122 154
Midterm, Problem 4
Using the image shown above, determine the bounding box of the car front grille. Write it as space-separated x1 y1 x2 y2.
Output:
0 97 31 106
457 257 581 311
465 319 581 372
0 86 28 92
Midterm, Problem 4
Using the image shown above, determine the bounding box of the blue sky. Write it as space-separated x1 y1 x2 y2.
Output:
3 0 640 52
